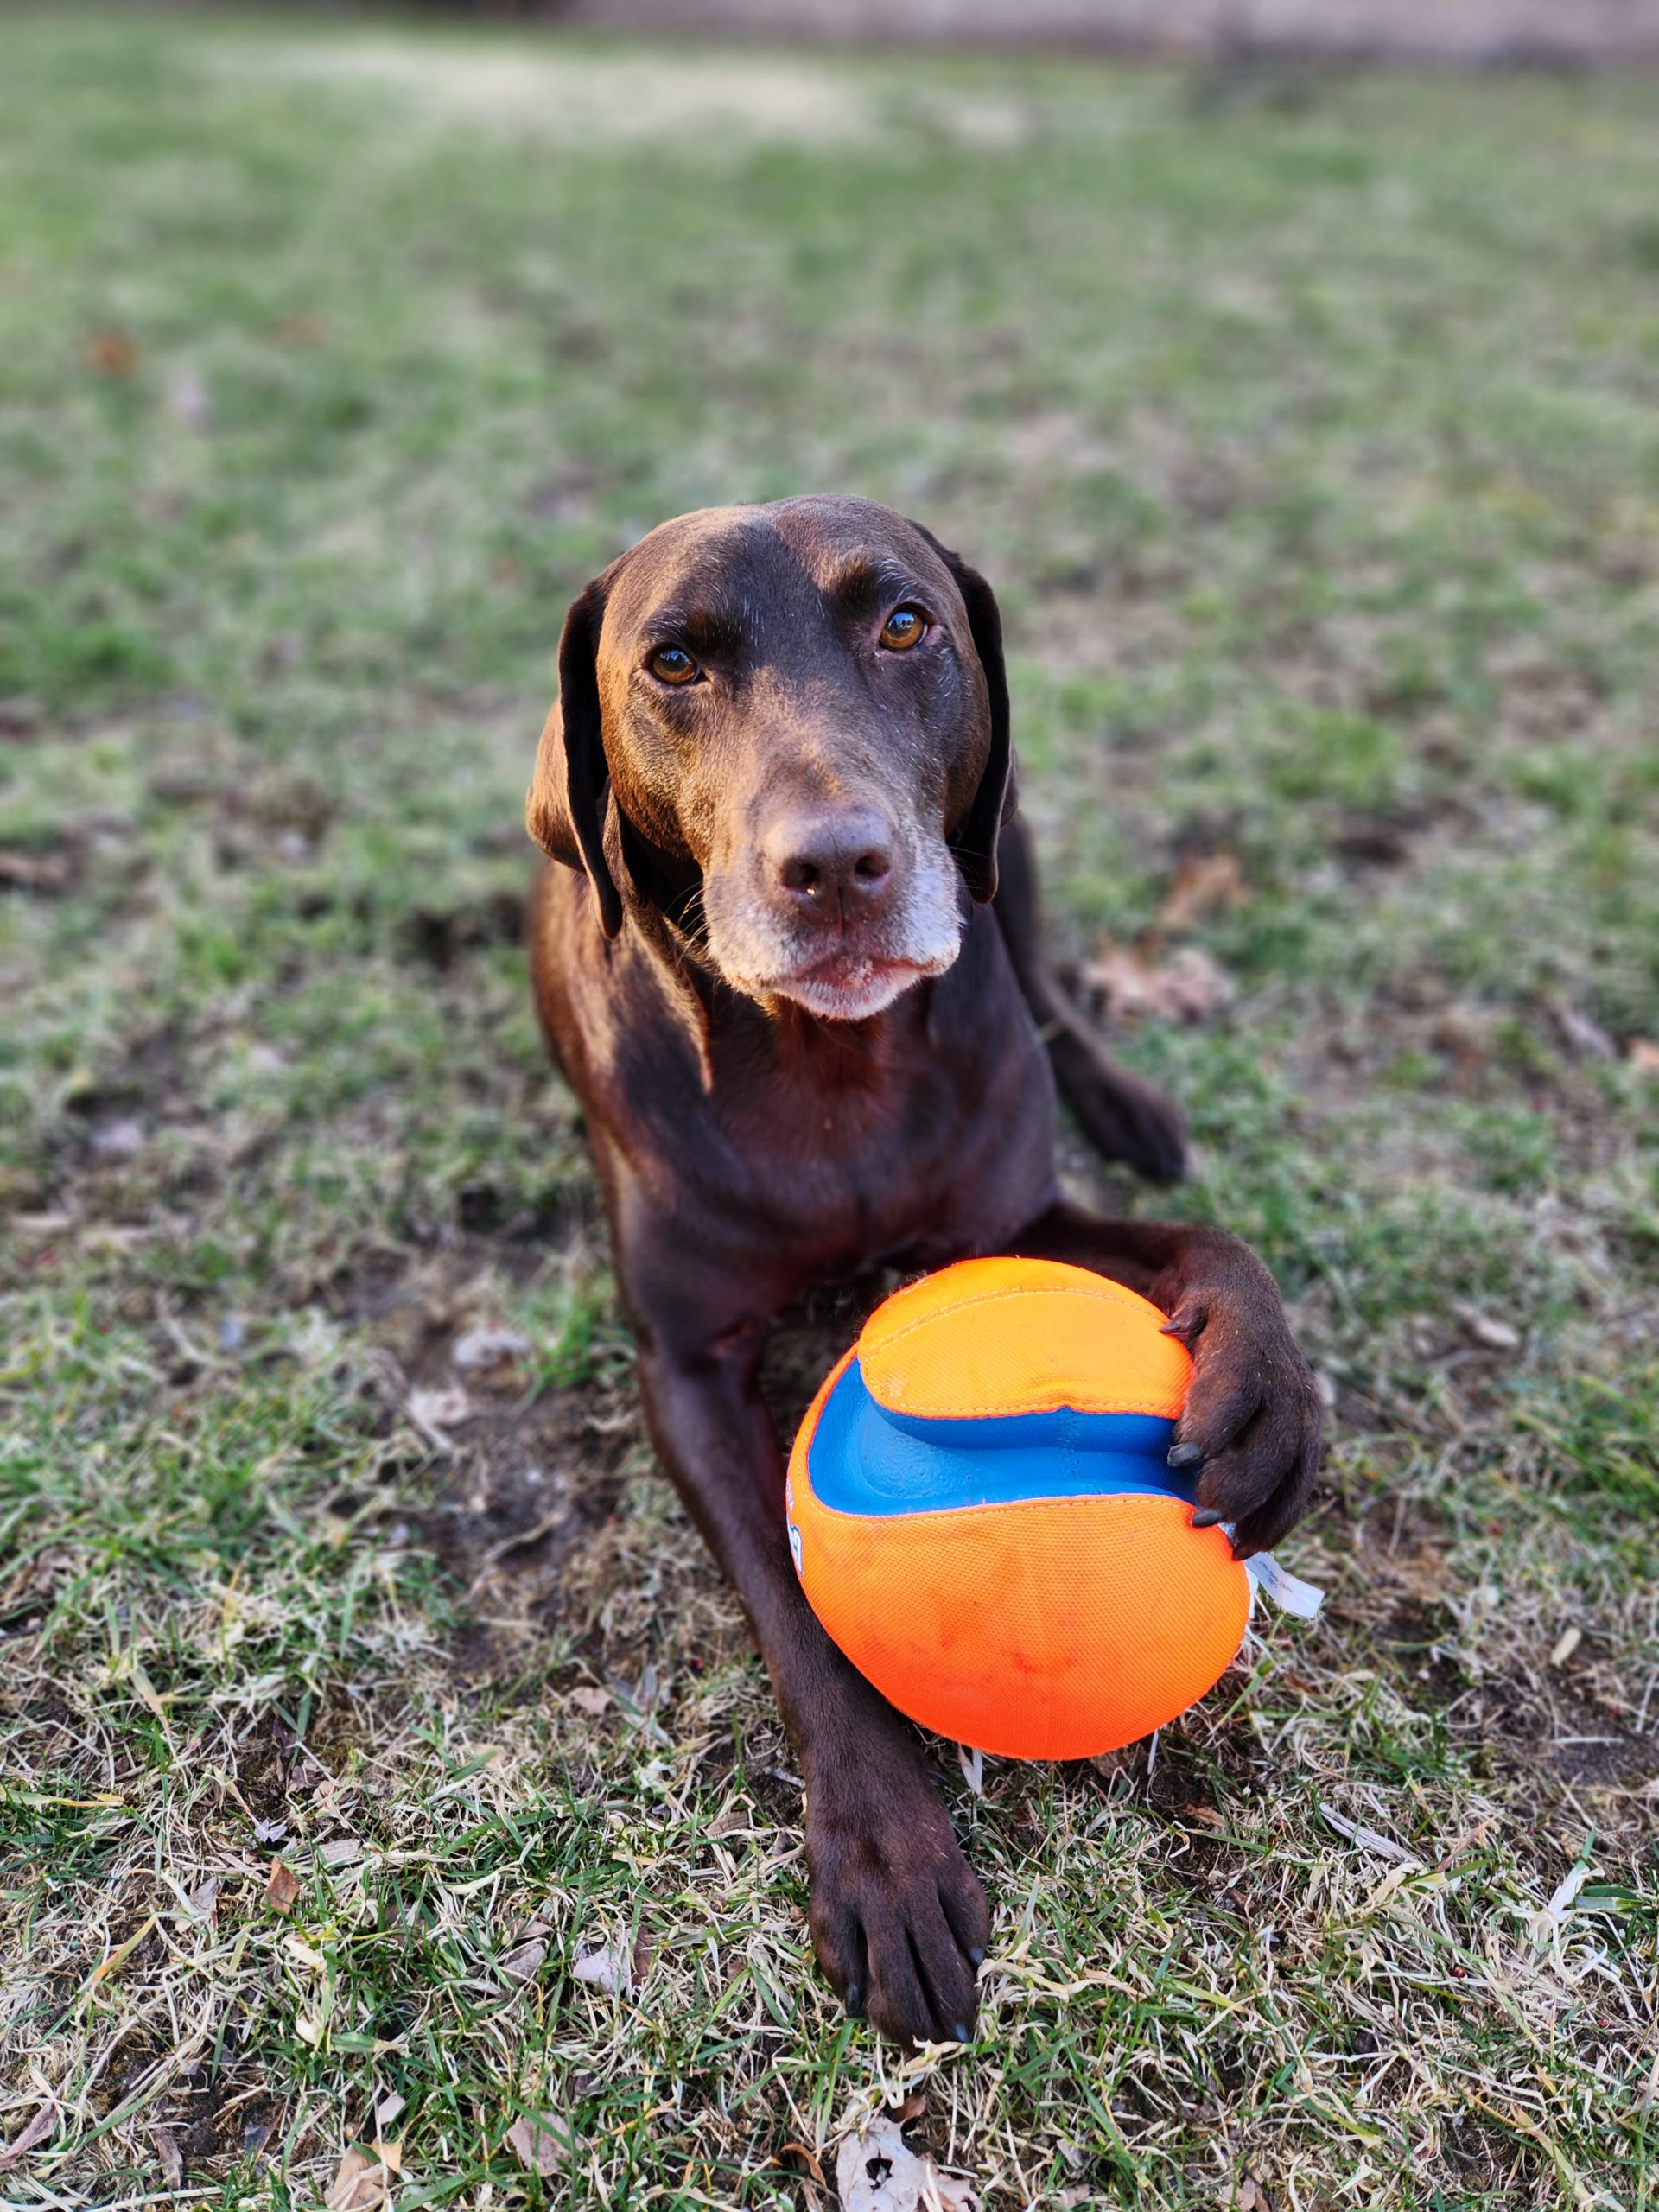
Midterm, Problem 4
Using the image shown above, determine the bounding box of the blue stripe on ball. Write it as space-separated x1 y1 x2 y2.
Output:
805 1357 1197 1518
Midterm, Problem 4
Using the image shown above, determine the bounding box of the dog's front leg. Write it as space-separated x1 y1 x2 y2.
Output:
1006 1200 1325 1556
632 1323 988 2046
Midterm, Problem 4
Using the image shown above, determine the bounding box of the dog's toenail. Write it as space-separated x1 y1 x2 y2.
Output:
1190 1506 1225 1528
954 2021 971 2044
969 1947 985 1968
845 1982 863 2017
1167 1443 1203 1468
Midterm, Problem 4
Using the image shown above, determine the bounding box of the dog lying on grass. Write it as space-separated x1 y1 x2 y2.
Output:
525 494 1322 2047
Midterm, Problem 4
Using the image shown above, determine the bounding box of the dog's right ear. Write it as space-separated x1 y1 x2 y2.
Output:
526 578 624 939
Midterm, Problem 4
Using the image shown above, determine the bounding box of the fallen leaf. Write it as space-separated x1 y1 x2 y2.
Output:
86 328 137 376
407 1385 472 1448
378 2139 404 2177
167 364 212 428
500 1936 547 1983
451 1324 531 1372
270 313 326 347
252 1815 289 1845
784 2139 827 2184
149 2125 183 2191
1160 849 1247 930
1082 941 1235 1026
1451 1301 1521 1351
567 1685 610 1718
0 2103 57 2171
89 1118 145 1158
318 1838 363 1868
571 1940 632 1995
374 2093 405 2134
265 1859 302 1914
1319 1802 1420 1867
1550 1625 1582 1668
1629 1038 1659 1072
1554 1002 1616 1061
891 2092 928 2125
0 849 73 894
324 2146 391 2211
835 2116 976 2212
506 2112 573 2177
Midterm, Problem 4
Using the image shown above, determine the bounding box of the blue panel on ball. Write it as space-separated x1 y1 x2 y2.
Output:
805 1357 1196 1518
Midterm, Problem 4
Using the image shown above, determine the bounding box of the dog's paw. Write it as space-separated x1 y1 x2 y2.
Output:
805 1750 988 2048
1162 1269 1325 1556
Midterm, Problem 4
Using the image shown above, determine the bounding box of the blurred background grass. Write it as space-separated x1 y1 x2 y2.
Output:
1 11 1657 2209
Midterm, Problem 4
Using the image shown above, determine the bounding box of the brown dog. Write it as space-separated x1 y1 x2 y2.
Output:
526 495 1321 2047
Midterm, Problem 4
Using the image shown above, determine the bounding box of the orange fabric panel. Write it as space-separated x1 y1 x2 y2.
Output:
857 1256 1193 1422
790 1442 1248 1759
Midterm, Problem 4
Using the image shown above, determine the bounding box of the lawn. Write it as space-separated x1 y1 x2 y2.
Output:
2 12 1657 2209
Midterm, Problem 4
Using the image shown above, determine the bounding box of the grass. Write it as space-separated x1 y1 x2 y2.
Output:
2 11 1657 2208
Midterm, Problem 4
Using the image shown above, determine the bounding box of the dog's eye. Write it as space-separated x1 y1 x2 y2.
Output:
648 645 699 685
879 606 927 652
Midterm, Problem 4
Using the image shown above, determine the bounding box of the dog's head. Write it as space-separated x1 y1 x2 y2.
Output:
527 496 1011 1022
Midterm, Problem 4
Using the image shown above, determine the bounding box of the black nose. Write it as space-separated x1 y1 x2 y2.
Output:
766 807 896 919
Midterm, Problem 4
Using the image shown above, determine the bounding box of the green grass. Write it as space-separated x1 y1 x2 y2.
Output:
2 13 1657 2208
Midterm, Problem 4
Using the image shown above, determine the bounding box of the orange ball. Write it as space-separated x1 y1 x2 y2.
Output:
786 1256 1249 1761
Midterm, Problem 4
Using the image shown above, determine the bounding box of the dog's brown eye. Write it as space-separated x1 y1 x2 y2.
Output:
879 606 927 651
648 645 698 685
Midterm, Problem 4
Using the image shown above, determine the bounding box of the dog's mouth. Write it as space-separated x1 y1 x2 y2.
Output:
766 949 942 1021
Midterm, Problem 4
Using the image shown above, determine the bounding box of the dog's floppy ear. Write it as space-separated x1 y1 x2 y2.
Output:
526 578 623 938
915 529 1012 904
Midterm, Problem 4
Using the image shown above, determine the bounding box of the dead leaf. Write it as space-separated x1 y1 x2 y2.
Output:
89 1117 145 1158
451 1324 531 1372
324 2146 391 2211
1550 1625 1582 1668
149 2125 183 2190
252 1815 289 1844
1554 1002 1616 1061
0 2102 57 2171
1319 1802 1420 1867
784 2139 827 2184
86 328 137 377
407 1385 472 1448
318 1838 363 1868
1160 849 1247 930
567 1685 610 1718
1451 1301 1520 1351
571 1940 632 1995
270 313 326 347
265 1859 302 1914
167 364 212 428
374 2093 405 2134
506 2112 573 2177
500 1936 547 1983
835 2116 976 2212
891 2092 928 2125
0 848 73 894
185 1876 220 1922
1082 941 1235 1026
378 2139 404 2177
1629 1038 1659 1072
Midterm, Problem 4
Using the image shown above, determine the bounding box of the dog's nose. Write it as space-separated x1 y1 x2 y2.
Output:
766 808 896 918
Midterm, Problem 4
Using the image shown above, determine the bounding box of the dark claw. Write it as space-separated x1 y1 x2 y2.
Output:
1167 1442 1203 1469
1190 1506 1225 1529
845 1981 864 2018
953 2021 971 2044
969 1947 985 1968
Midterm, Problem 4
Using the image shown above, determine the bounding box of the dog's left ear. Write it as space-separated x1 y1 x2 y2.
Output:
526 577 624 938
914 529 1013 904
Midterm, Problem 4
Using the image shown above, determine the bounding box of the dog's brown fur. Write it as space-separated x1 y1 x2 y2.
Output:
526 496 1322 2046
